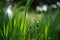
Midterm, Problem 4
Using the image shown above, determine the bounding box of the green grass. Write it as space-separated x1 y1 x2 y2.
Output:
0 0 60 40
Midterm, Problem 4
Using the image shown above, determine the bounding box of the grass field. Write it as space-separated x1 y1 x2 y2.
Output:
0 0 60 40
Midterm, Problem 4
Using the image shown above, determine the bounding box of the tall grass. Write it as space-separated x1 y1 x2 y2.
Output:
0 0 60 40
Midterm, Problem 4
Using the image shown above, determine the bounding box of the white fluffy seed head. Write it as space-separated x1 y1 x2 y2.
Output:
36 6 43 12
36 5 48 12
42 5 48 11
7 5 13 18
57 2 60 6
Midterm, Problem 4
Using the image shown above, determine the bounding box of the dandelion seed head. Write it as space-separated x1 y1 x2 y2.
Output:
42 5 48 11
7 5 13 18
36 6 43 12
57 2 60 6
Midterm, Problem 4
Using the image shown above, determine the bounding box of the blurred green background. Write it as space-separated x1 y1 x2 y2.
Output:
0 0 60 40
